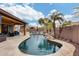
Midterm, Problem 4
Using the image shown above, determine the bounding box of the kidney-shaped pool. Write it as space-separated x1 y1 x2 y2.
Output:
18 34 62 55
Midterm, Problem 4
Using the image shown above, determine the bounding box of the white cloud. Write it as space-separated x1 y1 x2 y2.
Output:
29 22 42 27
64 15 73 19
50 9 58 14
47 9 57 17
29 23 37 26
0 3 45 23
55 21 61 27
64 15 74 21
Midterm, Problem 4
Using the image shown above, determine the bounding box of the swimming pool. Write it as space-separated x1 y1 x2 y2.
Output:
18 34 62 55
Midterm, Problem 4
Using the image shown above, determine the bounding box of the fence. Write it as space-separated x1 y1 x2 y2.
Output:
55 25 79 44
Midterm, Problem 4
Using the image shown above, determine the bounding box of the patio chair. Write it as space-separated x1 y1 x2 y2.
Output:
14 31 19 35
8 32 15 37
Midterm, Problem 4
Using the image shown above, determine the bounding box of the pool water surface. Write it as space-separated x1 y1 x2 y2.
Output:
19 34 62 55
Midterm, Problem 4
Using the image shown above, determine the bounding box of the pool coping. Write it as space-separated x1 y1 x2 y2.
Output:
46 35 76 56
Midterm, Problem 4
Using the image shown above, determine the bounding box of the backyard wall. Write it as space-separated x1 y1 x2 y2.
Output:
55 25 79 44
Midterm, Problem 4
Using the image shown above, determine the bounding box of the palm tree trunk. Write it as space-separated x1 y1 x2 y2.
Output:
53 20 56 38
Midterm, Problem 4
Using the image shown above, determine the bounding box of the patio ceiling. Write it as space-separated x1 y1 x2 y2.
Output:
2 16 24 25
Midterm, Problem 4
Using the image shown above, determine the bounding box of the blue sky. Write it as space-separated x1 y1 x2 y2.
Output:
0 3 79 26
29 3 79 15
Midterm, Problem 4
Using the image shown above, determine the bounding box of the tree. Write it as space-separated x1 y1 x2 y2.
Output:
38 18 44 26
38 18 53 33
38 18 46 32
50 10 64 38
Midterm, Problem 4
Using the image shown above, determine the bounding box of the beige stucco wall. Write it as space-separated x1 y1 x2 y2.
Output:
14 25 20 32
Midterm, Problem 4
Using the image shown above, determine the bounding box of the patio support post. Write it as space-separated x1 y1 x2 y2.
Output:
24 24 26 35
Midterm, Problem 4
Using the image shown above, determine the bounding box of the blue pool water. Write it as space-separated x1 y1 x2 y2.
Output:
19 34 62 55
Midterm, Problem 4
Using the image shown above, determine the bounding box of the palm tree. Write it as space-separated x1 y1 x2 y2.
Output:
38 18 53 33
38 18 45 33
38 18 44 25
50 10 64 38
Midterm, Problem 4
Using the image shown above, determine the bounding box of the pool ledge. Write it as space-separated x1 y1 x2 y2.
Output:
22 34 75 56
47 37 75 56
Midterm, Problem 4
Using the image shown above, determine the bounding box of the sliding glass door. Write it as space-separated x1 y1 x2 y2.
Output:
2 24 8 34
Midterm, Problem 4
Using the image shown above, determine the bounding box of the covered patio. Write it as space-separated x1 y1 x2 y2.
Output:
0 8 27 35
0 8 27 42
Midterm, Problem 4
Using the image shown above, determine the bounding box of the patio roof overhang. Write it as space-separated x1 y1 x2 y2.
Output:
0 8 27 25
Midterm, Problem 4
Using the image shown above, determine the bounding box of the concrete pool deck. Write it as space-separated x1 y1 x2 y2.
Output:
0 32 30 56
0 32 75 56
